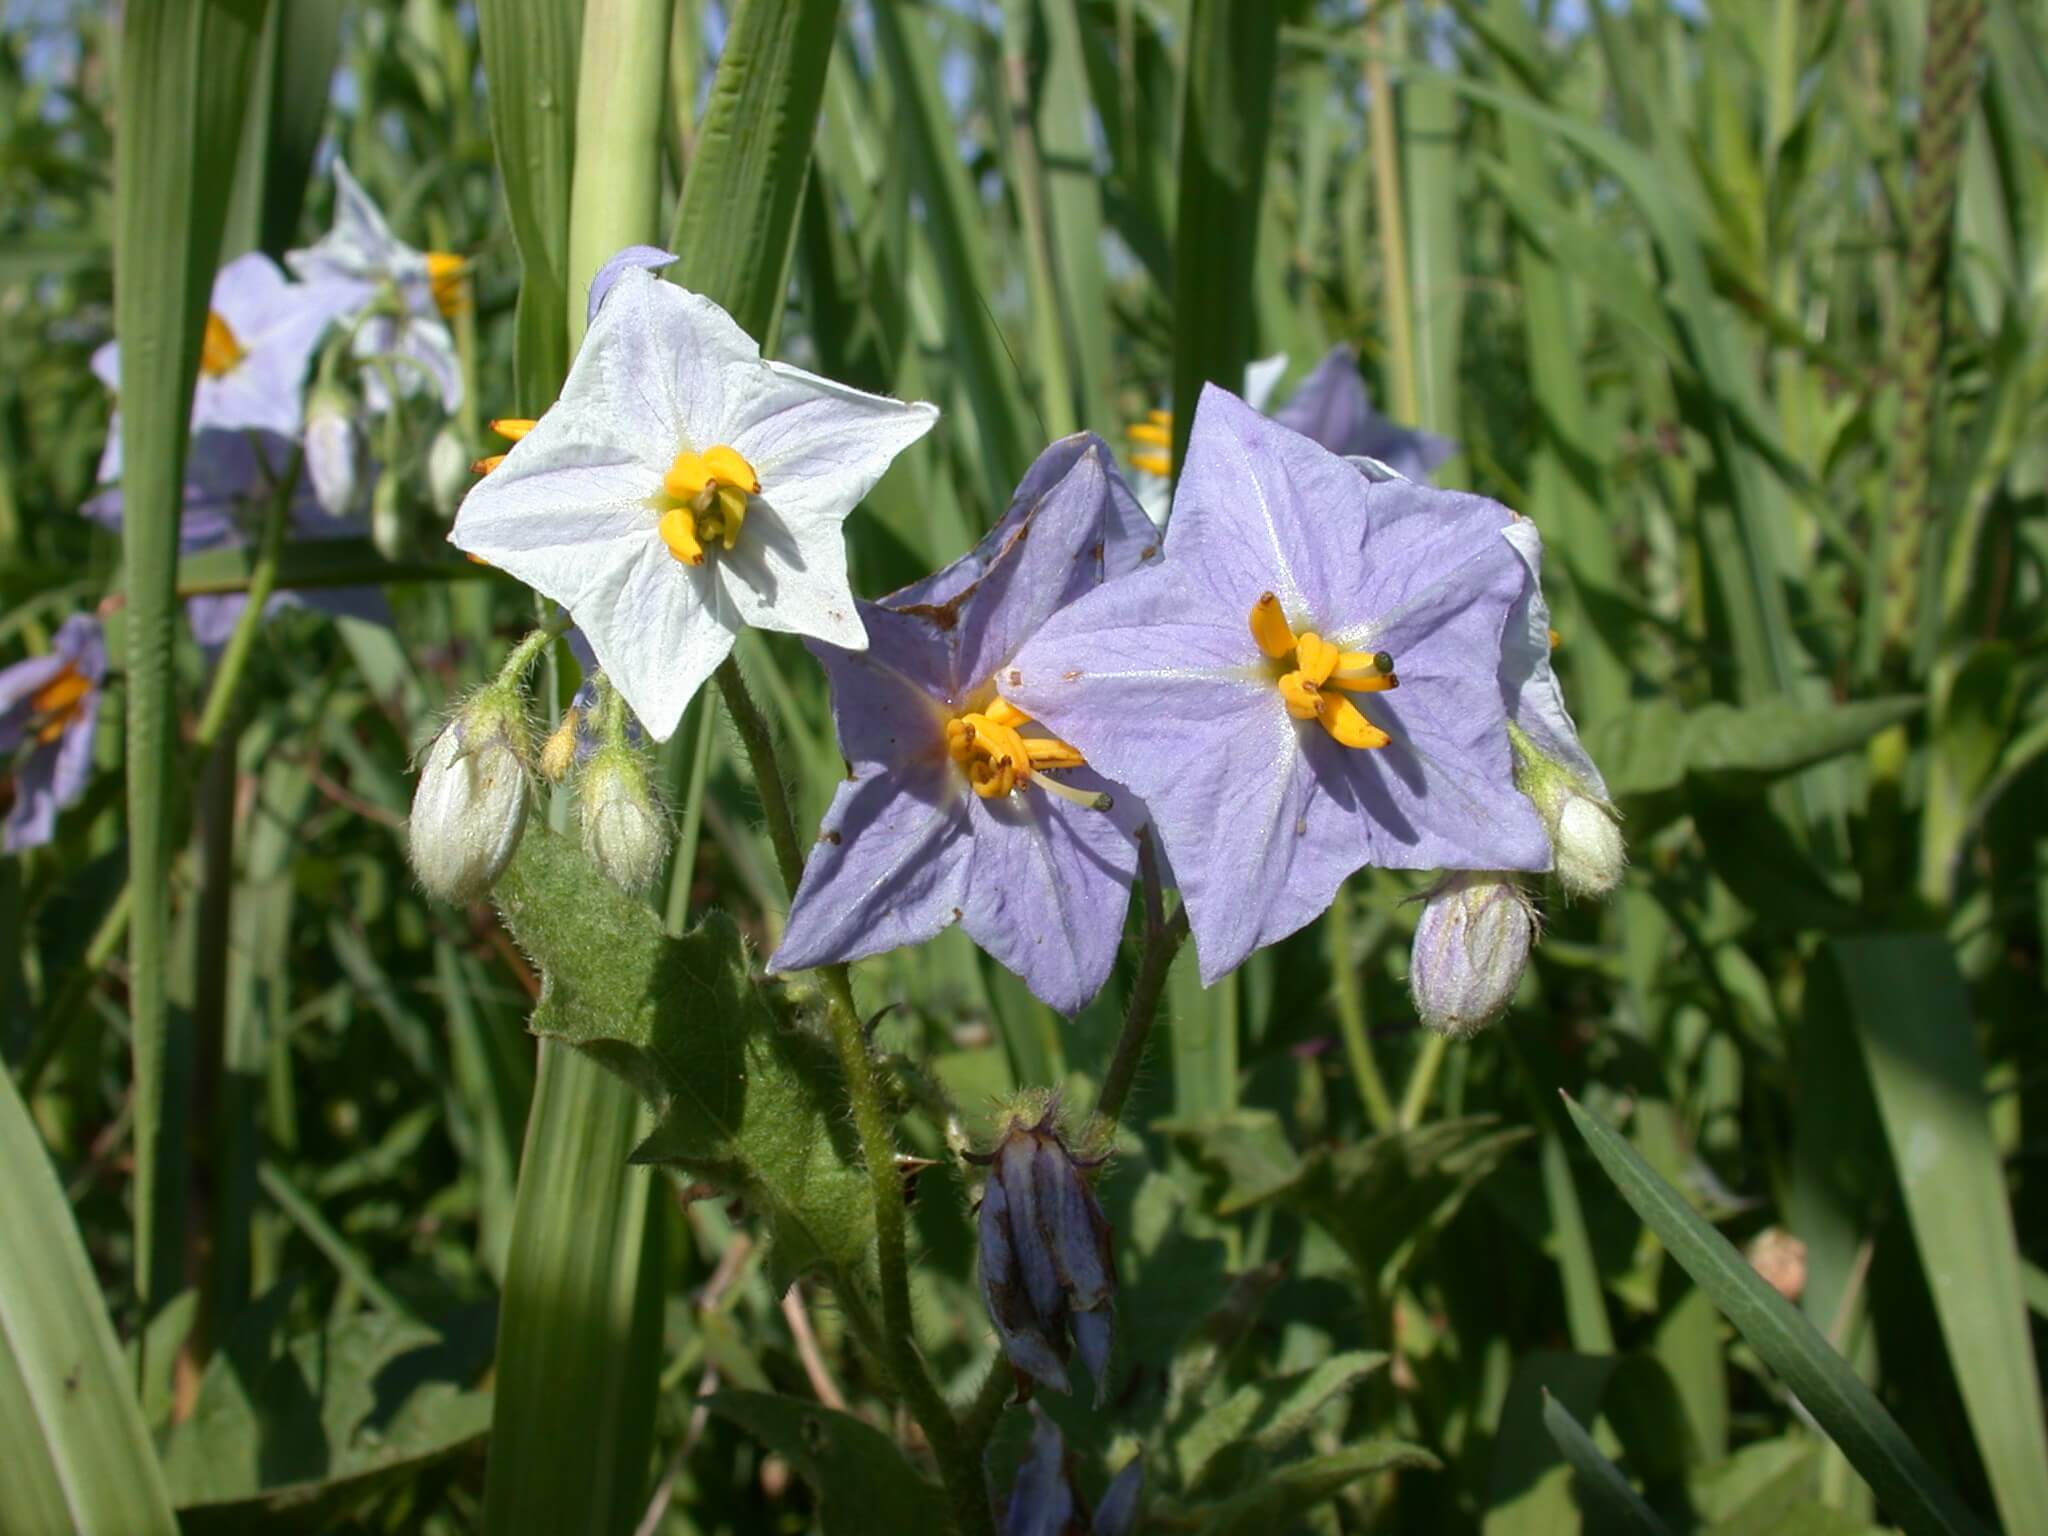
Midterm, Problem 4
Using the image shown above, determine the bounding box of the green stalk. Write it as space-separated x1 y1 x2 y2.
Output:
998 0 1080 440
1094 838 1190 1128
566 0 671 353
1326 888 1395 1131
1364 3 1418 423
114 0 272 1344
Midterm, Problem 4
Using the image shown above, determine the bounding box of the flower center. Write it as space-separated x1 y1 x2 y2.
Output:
200 310 246 378
426 251 469 317
1248 591 1396 750
29 665 90 745
944 693 1102 807
1127 408 1172 479
656 446 760 566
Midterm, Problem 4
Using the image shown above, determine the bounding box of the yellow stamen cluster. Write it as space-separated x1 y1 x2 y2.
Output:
472 417 536 476
1128 408 1172 479
426 251 470 318
200 310 246 378
657 446 759 566
29 666 90 746
945 694 1097 804
1250 592 1396 751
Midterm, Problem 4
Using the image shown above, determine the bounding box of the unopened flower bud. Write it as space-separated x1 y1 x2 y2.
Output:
371 472 406 562
304 384 365 518
427 423 470 518
538 708 580 785
1410 872 1536 1038
1510 725 1626 898
578 744 668 893
408 689 532 902
999 1408 1141 1536
974 1100 1115 1401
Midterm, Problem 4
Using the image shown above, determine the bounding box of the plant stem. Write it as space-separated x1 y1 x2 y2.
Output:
712 654 989 1536
1095 837 1190 1129
1326 886 1396 1131
192 444 298 754
1399 1032 1449 1130
1364 1 1419 424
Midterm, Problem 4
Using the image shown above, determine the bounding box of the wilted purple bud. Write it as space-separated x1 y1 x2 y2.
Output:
1410 872 1536 1037
997 1408 1142 1536
974 1104 1116 1402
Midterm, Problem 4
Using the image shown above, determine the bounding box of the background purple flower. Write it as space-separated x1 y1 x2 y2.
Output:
84 428 391 649
769 434 1157 1016
0 614 106 851
1273 344 1456 484
1007 387 1549 983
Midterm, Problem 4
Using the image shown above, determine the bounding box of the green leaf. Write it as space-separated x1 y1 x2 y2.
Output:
494 827 874 1281
0 1065 179 1536
706 1391 946 1536
1483 1351 1616 1536
1185 1440 1440 1535
160 1298 492 1533
1563 1094 1990 1536
1541 1390 1675 1535
1834 935 2048 1536
1585 695 1923 799
1175 1351 1388 1491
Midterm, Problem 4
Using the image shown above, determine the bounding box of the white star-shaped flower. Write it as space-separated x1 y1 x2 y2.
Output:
449 266 939 741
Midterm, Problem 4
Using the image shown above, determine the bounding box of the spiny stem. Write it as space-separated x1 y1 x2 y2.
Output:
1095 835 1190 1129
712 655 990 1536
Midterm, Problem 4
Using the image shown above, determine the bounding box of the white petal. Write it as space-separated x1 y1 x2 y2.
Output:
586 270 761 457
1500 519 1608 796
715 498 868 650
577 538 737 742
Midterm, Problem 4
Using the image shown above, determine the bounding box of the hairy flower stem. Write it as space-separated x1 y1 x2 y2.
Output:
1095 837 1191 1128
711 655 989 1536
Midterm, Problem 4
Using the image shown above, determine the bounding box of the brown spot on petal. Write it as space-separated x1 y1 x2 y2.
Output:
1062 669 1082 682
821 828 842 845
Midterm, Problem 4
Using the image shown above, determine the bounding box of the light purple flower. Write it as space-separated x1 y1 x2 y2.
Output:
1006 386 1550 984
84 428 390 647
768 434 1156 1016
1 615 105 852
1274 344 1456 484
287 158 463 412
586 245 677 323
90 252 358 456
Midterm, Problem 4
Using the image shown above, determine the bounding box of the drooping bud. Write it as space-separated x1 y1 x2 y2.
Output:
1509 723 1626 898
1409 872 1536 1038
303 383 365 518
370 471 406 562
972 1099 1116 1402
408 686 532 903
997 1408 1142 1536
427 423 471 518
578 742 669 893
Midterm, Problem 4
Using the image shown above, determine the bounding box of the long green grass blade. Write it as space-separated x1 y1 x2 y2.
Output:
1834 935 2048 1535
1541 1390 1675 1535
0 1066 178 1535
113 0 272 1337
1563 1094 1988 1536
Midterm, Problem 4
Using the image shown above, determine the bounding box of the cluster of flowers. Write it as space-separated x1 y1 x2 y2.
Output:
3 162 466 852
426 246 1622 1036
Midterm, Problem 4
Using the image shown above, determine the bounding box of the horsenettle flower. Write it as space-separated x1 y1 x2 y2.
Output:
0 615 105 852
1410 871 1536 1036
1006 386 1550 983
1271 344 1456 484
998 1406 1142 1536
287 157 464 412
91 251 358 450
84 428 389 648
971 1101 1117 1402
450 261 938 743
767 435 1154 1015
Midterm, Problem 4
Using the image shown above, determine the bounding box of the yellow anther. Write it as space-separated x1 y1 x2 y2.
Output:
659 504 705 566
1024 738 1086 771
426 251 469 317
1129 451 1172 478
1318 693 1391 751
1548 627 1561 650
30 667 90 745
657 446 759 565
538 711 579 784
1147 408 1172 427
1250 592 1297 660
465 551 494 567
984 695 1033 729
1127 420 1171 449
471 453 507 476
945 702 1090 801
1249 595 1395 751
200 310 245 378
491 418 538 442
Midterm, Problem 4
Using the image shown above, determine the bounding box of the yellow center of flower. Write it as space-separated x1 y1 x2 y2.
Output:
1128 408 1172 479
29 665 90 745
426 251 469 318
1249 591 1396 751
943 693 1101 806
656 446 760 566
200 310 245 378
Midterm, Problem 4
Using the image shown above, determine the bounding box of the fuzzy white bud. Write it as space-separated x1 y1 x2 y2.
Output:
408 694 531 902
1410 872 1536 1038
1551 789 1626 898
579 746 668 893
303 385 364 518
427 424 471 519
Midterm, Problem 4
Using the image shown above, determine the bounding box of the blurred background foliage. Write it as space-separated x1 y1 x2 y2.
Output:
2 0 2045 1532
